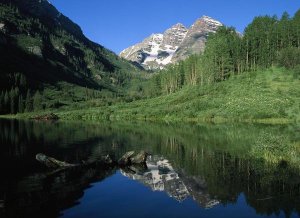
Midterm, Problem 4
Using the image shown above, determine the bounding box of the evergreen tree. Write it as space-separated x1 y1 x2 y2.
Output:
33 90 43 111
4 91 9 114
9 88 16 114
25 90 33 112
18 95 24 113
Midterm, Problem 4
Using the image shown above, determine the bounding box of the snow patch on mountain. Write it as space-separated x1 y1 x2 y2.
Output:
120 23 188 70
120 16 223 70
200 15 222 27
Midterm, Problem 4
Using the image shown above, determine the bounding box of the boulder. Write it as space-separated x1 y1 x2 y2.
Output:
131 151 149 164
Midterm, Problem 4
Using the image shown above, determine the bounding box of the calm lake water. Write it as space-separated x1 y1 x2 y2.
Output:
0 119 299 218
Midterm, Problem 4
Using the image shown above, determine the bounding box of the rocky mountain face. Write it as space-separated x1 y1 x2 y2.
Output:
173 16 222 63
120 16 222 70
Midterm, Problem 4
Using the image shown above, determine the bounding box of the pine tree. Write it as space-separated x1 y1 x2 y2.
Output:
9 88 16 114
19 74 27 89
33 90 43 111
25 90 33 112
18 95 24 113
4 91 9 114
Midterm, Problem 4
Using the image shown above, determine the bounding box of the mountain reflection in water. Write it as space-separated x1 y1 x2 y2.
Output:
121 155 219 209
0 119 299 218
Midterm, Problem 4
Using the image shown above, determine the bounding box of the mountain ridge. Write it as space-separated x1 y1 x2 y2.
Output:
120 15 222 70
0 0 139 90
0 0 141 114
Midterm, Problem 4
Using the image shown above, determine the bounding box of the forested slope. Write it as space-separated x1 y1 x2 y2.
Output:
0 0 141 114
143 11 300 96
55 11 300 123
1 8 299 124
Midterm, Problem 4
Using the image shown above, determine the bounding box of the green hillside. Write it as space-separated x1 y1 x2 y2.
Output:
0 0 142 114
48 67 298 123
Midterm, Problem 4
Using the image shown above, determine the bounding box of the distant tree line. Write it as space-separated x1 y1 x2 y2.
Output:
147 10 300 95
0 73 44 114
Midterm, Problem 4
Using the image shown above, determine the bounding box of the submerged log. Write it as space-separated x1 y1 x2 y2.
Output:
36 151 149 169
36 153 77 168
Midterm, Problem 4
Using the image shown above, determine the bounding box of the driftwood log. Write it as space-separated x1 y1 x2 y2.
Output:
36 151 149 169
36 153 78 168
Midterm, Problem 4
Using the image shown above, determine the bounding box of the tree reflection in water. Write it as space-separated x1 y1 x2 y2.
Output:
0 119 299 217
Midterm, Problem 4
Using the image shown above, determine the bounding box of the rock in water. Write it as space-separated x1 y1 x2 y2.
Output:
131 151 149 164
118 151 135 165
36 153 76 168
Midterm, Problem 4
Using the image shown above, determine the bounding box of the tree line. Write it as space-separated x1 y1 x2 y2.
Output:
0 73 44 114
147 10 300 95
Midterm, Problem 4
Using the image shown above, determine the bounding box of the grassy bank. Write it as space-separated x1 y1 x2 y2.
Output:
2 68 299 124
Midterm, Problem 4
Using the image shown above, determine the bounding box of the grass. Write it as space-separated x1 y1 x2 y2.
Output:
2 67 299 124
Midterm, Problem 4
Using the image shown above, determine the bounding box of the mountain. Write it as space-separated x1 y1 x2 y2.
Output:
172 16 222 62
0 0 139 92
120 23 188 70
120 16 222 70
0 0 140 114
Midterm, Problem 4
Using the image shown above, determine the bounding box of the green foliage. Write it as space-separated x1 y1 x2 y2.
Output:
25 90 33 112
33 90 43 111
0 2 143 115
141 10 300 98
277 47 300 69
30 68 296 123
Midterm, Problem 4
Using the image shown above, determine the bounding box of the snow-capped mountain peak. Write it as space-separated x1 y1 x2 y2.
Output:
120 15 222 70
200 15 222 26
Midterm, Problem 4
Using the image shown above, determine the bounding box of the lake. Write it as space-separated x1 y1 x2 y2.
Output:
0 119 299 218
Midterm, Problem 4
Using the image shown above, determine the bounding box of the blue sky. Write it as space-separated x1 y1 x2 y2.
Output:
50 0 300 54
